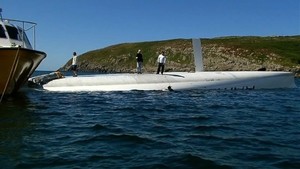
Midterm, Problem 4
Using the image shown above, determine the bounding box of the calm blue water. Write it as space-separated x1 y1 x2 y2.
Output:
0 71 299 169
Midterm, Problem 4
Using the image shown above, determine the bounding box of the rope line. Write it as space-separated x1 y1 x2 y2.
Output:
0 46 21 103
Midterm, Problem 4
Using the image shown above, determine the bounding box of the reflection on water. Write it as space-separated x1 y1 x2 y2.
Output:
0 92 36 168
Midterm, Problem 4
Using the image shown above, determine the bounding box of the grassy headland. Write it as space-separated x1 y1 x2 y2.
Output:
60 36 300 75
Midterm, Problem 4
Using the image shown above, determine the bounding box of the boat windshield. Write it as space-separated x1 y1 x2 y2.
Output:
0 25 6 38
5 25 19 40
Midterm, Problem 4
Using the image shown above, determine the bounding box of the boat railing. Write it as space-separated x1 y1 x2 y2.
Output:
1 18 37 50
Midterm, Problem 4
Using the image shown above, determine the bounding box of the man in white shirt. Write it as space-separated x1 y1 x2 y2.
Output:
156 51 166 74
71 52 78 77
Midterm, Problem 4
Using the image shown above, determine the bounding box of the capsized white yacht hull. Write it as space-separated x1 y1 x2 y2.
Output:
40 71 296 92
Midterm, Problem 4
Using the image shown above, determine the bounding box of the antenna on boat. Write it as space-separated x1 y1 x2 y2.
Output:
0 8 3 20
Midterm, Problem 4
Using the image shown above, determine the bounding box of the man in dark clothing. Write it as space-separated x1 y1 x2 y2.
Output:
136 49 143 74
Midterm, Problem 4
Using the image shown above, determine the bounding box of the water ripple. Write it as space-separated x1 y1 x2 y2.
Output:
0 78 299 169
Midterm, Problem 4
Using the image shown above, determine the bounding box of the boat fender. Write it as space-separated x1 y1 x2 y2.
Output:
55 71 64 78
28 71 65 86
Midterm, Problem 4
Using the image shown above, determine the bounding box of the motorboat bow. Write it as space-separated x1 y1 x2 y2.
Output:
0 9 46 99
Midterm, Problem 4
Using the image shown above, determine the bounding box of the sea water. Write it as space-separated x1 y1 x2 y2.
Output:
0 71 299 169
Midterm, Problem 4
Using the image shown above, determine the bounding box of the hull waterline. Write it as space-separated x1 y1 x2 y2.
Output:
41 71 296 92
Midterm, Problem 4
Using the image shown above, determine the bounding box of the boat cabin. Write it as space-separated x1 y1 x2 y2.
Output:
0 18 35 49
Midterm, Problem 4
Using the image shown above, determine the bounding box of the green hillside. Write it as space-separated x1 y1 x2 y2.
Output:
207 36 300 65
61 36 300 74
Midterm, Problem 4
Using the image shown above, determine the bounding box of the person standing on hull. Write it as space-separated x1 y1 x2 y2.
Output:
71 52 78 77
156 51 166 74
136 49 143 74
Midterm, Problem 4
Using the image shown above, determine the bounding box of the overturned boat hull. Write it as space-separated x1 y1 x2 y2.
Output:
28 39 296 92
37 71 296 92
